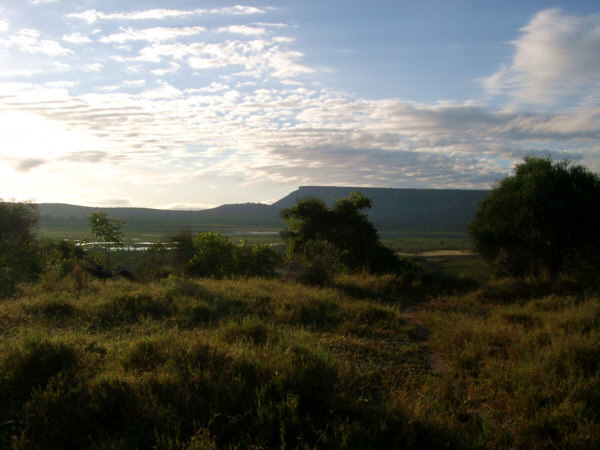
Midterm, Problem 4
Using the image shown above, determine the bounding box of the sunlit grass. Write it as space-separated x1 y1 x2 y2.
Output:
2 273 598 448
413 288 600 449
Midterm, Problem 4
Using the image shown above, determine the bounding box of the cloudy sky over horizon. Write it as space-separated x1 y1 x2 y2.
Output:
1 0 599 209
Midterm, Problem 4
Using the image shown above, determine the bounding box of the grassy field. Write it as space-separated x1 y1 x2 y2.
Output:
38 224 284 245
1 264 598 448
39 223 472 256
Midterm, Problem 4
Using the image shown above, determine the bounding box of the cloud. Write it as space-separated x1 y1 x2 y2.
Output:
45 81 76 88
134 38 313 78
213 6 264 16
91 198 132 207
484 9 600 106
0 68 41 78
62 32 92 44
86 63 104 71
15 158 47 172
100 26 205 44
2 77 598 205
151 62 180 76
0 28 72 56
2 5 600 206
216 25 266 36
67 6 264 24
0 19 8 32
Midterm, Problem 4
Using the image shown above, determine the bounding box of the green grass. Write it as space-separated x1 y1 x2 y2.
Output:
410 285 600 449
0 275 444 449
38 223 284 244
383 235 473 253
413 254 490 281
1 266 598 448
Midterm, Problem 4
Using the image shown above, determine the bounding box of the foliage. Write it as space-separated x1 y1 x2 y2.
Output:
0 201 40 297
188 232 280 278
469 157 600 280
87 211 124 268
188 232 238 278
168 230 196 275
281 192 410 274
284 239 342 286
237 241 281 277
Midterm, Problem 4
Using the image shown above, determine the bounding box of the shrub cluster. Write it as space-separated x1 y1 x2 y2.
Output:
469 156 600 282
0 201 41 297
281 192 417 283
187 232 281 278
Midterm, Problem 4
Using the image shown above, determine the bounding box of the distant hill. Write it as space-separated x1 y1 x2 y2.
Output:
273 186 488 231
38 187 488 236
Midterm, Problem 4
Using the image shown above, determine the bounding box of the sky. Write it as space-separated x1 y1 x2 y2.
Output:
1 1 599 209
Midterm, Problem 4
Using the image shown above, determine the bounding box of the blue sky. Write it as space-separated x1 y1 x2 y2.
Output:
1 1 599 208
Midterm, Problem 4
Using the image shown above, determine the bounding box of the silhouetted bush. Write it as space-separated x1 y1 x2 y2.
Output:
469 157 600 281
281 192 410 274
0 201 41 296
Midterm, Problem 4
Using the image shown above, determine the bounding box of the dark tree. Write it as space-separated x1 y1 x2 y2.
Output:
468 156 600 279
281 192 405 273
0 201 40 296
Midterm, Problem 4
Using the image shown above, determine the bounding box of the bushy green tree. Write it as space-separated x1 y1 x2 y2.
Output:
469 156 600 279
281 192 406 274
87 211 124 268
188 232 280 278
188 232 238 278
0 201 40 296
237 241 281 277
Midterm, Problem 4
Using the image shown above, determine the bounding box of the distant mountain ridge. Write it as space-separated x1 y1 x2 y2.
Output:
38 186 489 233
274 186 488 231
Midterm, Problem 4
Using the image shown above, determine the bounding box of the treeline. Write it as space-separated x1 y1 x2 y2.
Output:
3 156 600 298
1 191 422 298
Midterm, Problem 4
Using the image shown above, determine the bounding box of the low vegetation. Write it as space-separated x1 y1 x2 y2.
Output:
1 158 599 448
0 275 430 449
1 272 598 448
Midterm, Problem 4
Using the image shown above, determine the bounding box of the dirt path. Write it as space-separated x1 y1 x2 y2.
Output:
402 301 448 372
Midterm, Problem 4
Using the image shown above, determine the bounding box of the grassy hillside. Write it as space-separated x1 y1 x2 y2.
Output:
1 271 598 448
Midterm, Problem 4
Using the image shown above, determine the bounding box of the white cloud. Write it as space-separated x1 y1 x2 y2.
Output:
0 19 9 33
123 79 146 87
134 38 313 79
86 63 104 71
0 68 41 77
484 9 600 106
68 9 194 23
151 62 180 76
45 81 76 88
2 76 598 207
211 6 264 15
68 6 264 24
62 32 92 44
100 26 205 44
2 5 600 206
0 29 72 56
254 22 287 29
216 25 266 36
140 82 182 99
